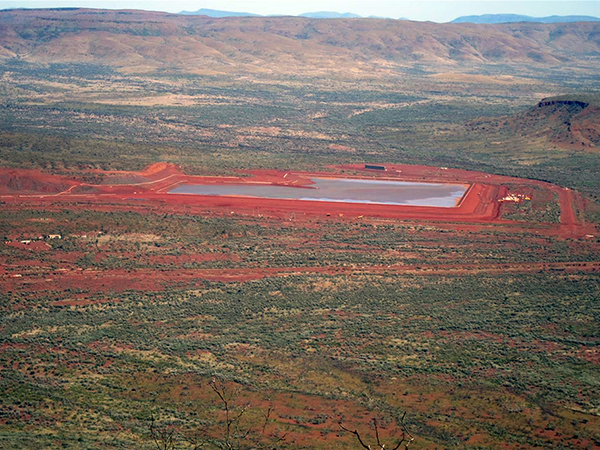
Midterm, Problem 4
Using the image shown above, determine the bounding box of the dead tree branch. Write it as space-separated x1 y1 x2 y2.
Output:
338 422 372 449
339 412 414 450
149 411 178 450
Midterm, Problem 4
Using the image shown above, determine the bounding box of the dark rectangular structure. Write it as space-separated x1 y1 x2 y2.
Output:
365 164 387 171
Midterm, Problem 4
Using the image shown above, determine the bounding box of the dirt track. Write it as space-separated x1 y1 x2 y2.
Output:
2 261 599 296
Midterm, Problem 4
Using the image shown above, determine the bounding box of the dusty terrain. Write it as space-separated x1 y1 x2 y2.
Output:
1 160 599 448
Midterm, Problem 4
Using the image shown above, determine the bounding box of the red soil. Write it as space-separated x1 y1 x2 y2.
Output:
3 261 599 297
4 241 51 252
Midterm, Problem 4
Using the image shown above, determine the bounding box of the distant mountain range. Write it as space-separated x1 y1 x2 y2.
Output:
178 9 600 23
178 8 260 17
4 8 600 76
178 9 363 18
451 14 600 24
177 9 397 19
2 7 599 23
299 11 361 19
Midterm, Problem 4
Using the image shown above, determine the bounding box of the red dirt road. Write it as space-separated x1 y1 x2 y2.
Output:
2 261 599 296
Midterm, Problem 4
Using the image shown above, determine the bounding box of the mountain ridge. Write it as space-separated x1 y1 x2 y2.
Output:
299 11 362 19
1 9 599 76
177 9 364 19
452 14 600 24
178 8 260 17
176 9 600 23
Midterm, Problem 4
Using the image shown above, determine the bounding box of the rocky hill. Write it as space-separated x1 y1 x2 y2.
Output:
468 95 600 150
0 8 599 75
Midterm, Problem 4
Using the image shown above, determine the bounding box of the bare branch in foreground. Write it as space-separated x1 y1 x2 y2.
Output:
339 412 414 450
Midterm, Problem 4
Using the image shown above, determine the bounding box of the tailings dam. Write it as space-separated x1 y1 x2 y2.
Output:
169 178 468 207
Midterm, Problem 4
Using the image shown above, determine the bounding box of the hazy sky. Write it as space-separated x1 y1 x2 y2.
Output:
1 0 600 22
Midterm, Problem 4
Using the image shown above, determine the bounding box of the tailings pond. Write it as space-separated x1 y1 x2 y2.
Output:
170 178 468 207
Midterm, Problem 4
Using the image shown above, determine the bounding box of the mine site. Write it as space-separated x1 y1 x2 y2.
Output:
1 4 600 450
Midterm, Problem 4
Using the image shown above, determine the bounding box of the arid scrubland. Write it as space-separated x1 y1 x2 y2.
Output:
0 9 599 449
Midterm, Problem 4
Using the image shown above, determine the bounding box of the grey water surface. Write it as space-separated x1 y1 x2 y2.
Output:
170 178 467 207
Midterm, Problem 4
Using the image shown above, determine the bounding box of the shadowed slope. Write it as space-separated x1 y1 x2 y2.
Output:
468 95 600 151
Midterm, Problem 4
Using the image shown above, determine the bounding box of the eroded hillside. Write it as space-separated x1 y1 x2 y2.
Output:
1 9 600 75
467 94 600 150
